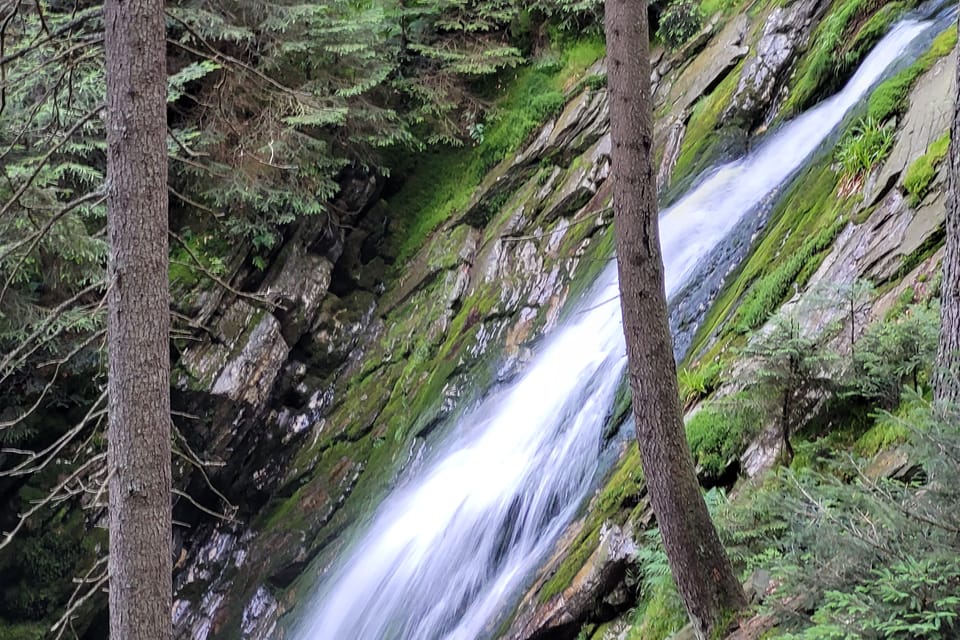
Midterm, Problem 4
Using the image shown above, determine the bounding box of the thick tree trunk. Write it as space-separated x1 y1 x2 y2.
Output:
104 0 171 637
604 1 746 638
936 54 960 405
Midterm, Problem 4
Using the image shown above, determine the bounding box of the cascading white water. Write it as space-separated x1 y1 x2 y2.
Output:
292 16 940 640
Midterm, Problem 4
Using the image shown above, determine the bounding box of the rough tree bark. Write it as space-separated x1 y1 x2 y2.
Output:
104 0 172 636
604 0 746 638
935 52 960 405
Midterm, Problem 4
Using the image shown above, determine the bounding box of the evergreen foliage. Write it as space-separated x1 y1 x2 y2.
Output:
720 401 960 639
743 313 838 462
847 302 939 408
0 0 602 632
656 0 704 49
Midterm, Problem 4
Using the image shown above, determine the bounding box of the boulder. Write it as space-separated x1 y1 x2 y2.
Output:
722 0 829 127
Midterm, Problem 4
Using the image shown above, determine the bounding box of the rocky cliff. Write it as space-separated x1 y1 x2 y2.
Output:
28 0 945 636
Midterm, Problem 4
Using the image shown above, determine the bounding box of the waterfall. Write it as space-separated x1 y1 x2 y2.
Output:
290 13 947 640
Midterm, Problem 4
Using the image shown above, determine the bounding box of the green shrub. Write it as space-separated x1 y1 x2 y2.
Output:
678 360 723 407
657 0 704 49
848 303 939 409
720 400 960 639
835 116 894 177
787 557 960 639
903 131 950 206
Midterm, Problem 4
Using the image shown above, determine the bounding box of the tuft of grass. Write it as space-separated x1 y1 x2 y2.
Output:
835 116 895 178
386 37 605 264
678 360 723 407
903 131 950 206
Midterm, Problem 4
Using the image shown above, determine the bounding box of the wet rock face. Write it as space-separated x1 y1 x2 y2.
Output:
504 523 639 640
664 15 751 115
722 0 829 128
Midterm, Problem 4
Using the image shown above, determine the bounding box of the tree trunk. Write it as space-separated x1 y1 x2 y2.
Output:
936 56 960 405
604 1 746 638
105 0 172 636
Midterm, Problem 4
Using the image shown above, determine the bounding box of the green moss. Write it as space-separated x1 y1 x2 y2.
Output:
885 285 916 321
557 221 617 320
889 223 945 283
538 444 645 603
672 59 745 186
627 580 687 640
867 25 958 123
854 419 909 456
387 37 605 264
687 152 848 360
595 445 645 516
782 0 892 117
843 1 912 67
732 215 845 333
701 0 747 17
685 397 761 478
539 526 602 602
903 131 950 206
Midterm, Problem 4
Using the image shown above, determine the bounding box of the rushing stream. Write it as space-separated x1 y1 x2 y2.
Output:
290 12 950 640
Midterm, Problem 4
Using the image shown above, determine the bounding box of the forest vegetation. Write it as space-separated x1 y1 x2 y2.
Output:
1 0 959 637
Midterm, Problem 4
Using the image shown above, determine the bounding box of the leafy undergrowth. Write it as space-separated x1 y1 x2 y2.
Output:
718 397 960 639
619 284 950 639
385 37 605 265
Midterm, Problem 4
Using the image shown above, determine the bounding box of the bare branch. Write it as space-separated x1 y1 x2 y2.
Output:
0 6 100 68
0 281 106 387
0 190 106 305
0 326 105 431
50 556 108 640
0 449 106 550
169 229 279 309
0 390 107 478
172 488 237 523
